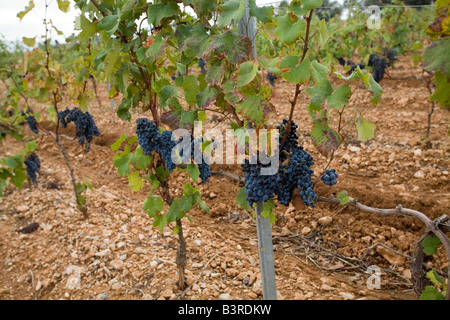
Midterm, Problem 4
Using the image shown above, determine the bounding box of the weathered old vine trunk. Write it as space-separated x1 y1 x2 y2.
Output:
176 219 187 290
161 179 187 290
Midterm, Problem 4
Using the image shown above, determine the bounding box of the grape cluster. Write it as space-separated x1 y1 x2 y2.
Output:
321 168 338 186
372 57 387 83
136 118 159 155
57 108 101 153
337 57 353 67
25 152 40 187
367 54 387 83
154 130 177 172
242 160 277 204
23 110 39 134
266 72 277 87
337 57 346 66
135 119 212 183
241 120 318 208
198 58 207 74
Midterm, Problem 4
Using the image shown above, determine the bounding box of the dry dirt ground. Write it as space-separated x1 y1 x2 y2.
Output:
0 54 449 300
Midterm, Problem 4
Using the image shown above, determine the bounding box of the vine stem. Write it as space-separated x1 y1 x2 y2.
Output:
280 9 314 147
43 0 87 219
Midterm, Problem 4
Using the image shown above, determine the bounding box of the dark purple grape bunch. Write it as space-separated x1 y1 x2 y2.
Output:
198 58 207 74
266 72 277 87
25 152 41 187
321 169 338 186
23 110 39 134
57 108 101 153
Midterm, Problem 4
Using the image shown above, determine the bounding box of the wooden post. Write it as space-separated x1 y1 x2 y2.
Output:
255 202 277 300
239 0 277 300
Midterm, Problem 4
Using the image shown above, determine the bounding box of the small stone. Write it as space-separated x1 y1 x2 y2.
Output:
209 192 217 199
66 275 81 290
16 205 29 213
95 249 111 257
219 293 232 300
110 260 124 270
209 203 228 217
104 192 119 200
321 284 334 291
98 292 109 300
318 216 333 226
247 292 258 299
117 242 126 249
294 292 305 300
413 149 422 157
194 240 202 246
226 268 238 277
192 262 204 268
161 289 173 299
403 269 412 279
339 292 355 300
135 247 148 254
112 283 121 290
376 246 406 266
301 227 311 236
348 146 361 153
102 229 112 237
414 170 425 178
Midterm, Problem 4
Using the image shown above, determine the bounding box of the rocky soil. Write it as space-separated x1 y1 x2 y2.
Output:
0 54 449 300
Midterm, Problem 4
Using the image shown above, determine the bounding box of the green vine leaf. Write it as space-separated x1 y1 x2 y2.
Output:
237 187 251 211
217 0 246 29
111 133 127 151
98 15 119 36
143 195 164 217
128 171 144 192
355 115 376 142
17 1 35 21
283 58 310 83
187 163 200 182
327 84 352 110
274 13 306 43
420 286 444 300
423 235 441 255
337 190 354 205
147 1 179 26
430 71 450 109
236 61 258 88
